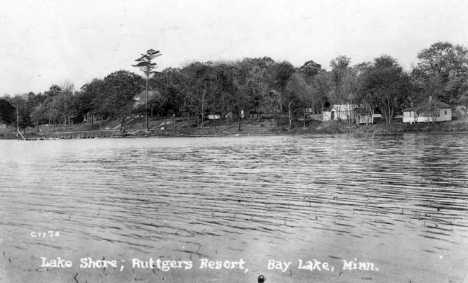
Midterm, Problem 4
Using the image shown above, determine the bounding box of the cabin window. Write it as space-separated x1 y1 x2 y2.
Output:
444 111 447 115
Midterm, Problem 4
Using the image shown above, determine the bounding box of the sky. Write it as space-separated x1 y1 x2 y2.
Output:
1 0 467 95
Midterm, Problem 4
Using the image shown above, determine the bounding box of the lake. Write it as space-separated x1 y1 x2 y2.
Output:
1 134 468 283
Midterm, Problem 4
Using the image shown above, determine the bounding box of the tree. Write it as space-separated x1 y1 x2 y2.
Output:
133 49 162 131
10 95 34 132
286 72 311 128
228 63 248 131
330 55 351 85
41 85 62 125
348 62 376 125
269 61 295 119
201 65 219 128
299 60 322 114
180 62 210 127
151 68 186 128
77 78 106 126
0 98 16 125
412 42 468 106
100 70 143 132
246 65 271 120
300 60 322 78
340 69 361 125
26 92 46 130
31 103 48 131
311 71 332 113
52 81 75 131
362 55 412 124
209 63 233 129
328 55 352 120
457 80 468 114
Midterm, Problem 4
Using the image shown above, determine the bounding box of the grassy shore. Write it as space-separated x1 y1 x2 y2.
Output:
2 115 468 140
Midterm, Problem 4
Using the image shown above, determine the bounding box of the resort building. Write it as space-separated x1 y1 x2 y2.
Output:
323 104 355 121
403 98 452 124
323 104 381 124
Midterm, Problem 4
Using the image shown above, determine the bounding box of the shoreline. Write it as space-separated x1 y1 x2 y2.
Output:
2 118 468 140
4 130 468 141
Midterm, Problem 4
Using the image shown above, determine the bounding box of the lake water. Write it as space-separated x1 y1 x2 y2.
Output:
1 134 468 283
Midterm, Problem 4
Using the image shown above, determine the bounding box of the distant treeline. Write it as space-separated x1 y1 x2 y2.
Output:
1 41 468 131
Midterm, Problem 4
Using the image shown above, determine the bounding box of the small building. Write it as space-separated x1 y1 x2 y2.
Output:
354 108 382 124
403 98 452 124
323 104 383 124
333 104 354 121
322 111 332 121
323 104 355 121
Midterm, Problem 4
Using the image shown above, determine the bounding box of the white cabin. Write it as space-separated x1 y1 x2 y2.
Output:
403 99 452 124
323 104 356 121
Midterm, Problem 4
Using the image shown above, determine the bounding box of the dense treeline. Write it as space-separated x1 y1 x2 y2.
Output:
1 41 468 132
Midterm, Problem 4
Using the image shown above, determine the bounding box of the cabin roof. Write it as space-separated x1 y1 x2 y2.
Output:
331 104 356 111
403 99 451 111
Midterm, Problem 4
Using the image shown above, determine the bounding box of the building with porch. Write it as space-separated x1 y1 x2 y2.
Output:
403 98 451 124
323 104 382 124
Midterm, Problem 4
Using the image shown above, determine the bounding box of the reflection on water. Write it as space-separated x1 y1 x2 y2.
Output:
1 134 468 282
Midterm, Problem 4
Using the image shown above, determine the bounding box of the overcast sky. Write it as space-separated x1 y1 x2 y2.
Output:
1 0 467 95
